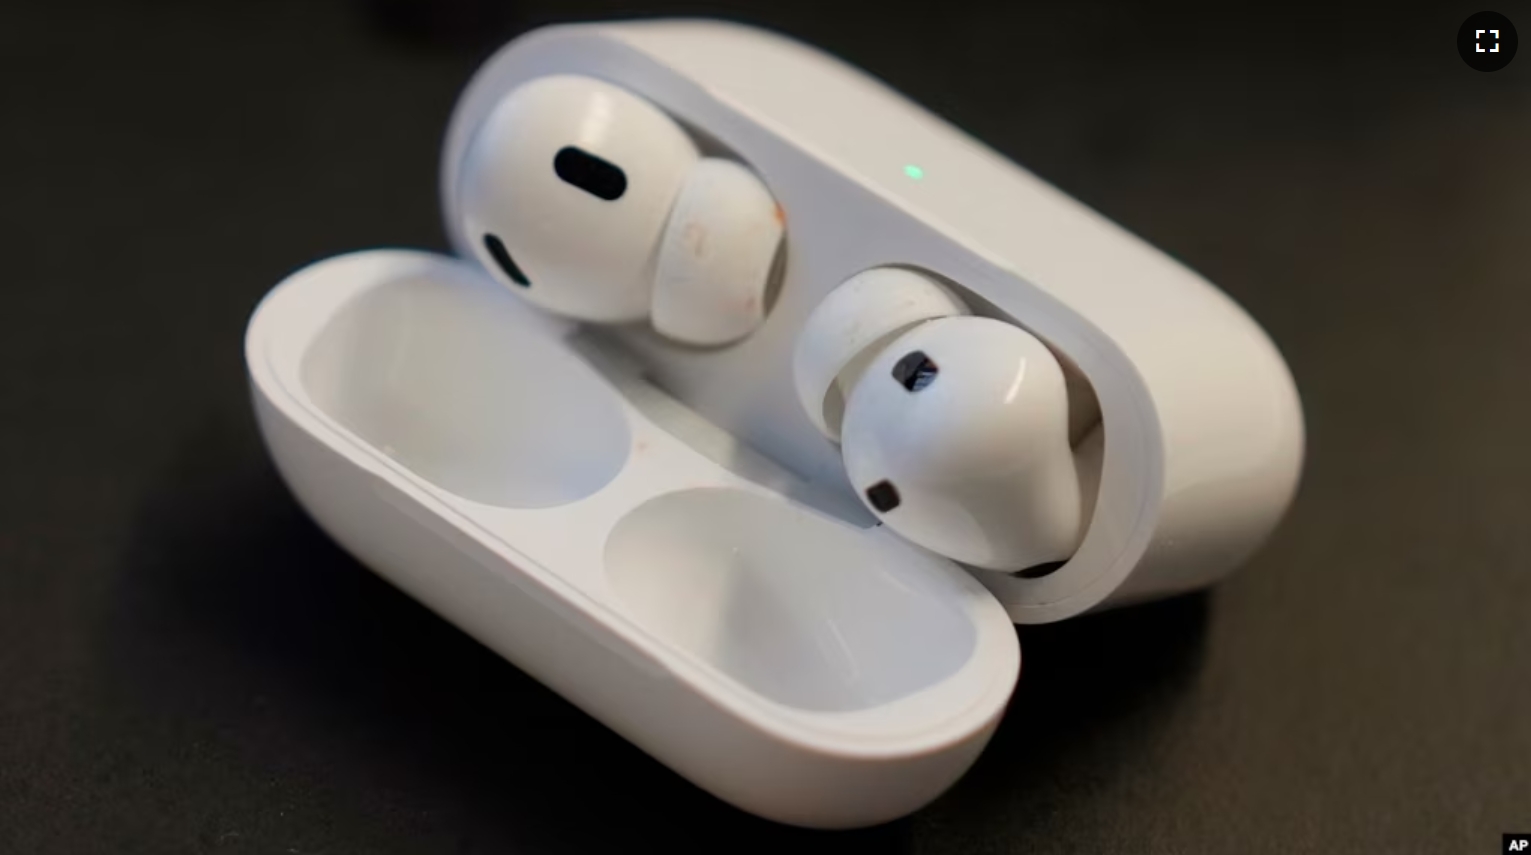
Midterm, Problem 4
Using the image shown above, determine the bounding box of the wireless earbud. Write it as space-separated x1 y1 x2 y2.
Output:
795 268 1088 571
459 75 783 345
841 315 1085 570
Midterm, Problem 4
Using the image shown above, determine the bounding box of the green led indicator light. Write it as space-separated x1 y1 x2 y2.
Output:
903 164 925 180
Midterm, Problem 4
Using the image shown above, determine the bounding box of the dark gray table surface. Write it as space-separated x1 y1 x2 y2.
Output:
3 1 1529 852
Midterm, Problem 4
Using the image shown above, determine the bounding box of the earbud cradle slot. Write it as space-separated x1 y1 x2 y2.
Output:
299 268 630 509
605 487 978 712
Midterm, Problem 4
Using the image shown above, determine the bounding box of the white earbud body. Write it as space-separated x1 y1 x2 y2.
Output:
459 75 698 322
793 268 1090 571
840 316 1084 570
459 74 782 344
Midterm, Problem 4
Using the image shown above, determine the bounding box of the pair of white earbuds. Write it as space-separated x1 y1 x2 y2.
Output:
461 75 1089 572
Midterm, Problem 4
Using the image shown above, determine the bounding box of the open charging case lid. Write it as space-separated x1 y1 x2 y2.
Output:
245 19 1302 829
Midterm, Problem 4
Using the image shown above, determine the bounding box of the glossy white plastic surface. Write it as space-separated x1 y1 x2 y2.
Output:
841 316 1084 571
300 272 629 507
652 157 783 345
248 251 1020 828
606 487 978 711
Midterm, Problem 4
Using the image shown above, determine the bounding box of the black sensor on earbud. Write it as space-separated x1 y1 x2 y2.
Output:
482 234 530 286
554 146 628 201
892 351 939 392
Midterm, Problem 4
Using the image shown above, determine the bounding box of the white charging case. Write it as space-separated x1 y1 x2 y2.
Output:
246 19 1303 828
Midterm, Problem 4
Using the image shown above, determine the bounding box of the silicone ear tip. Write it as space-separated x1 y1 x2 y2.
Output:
651 158 783 346
791 268 970 441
